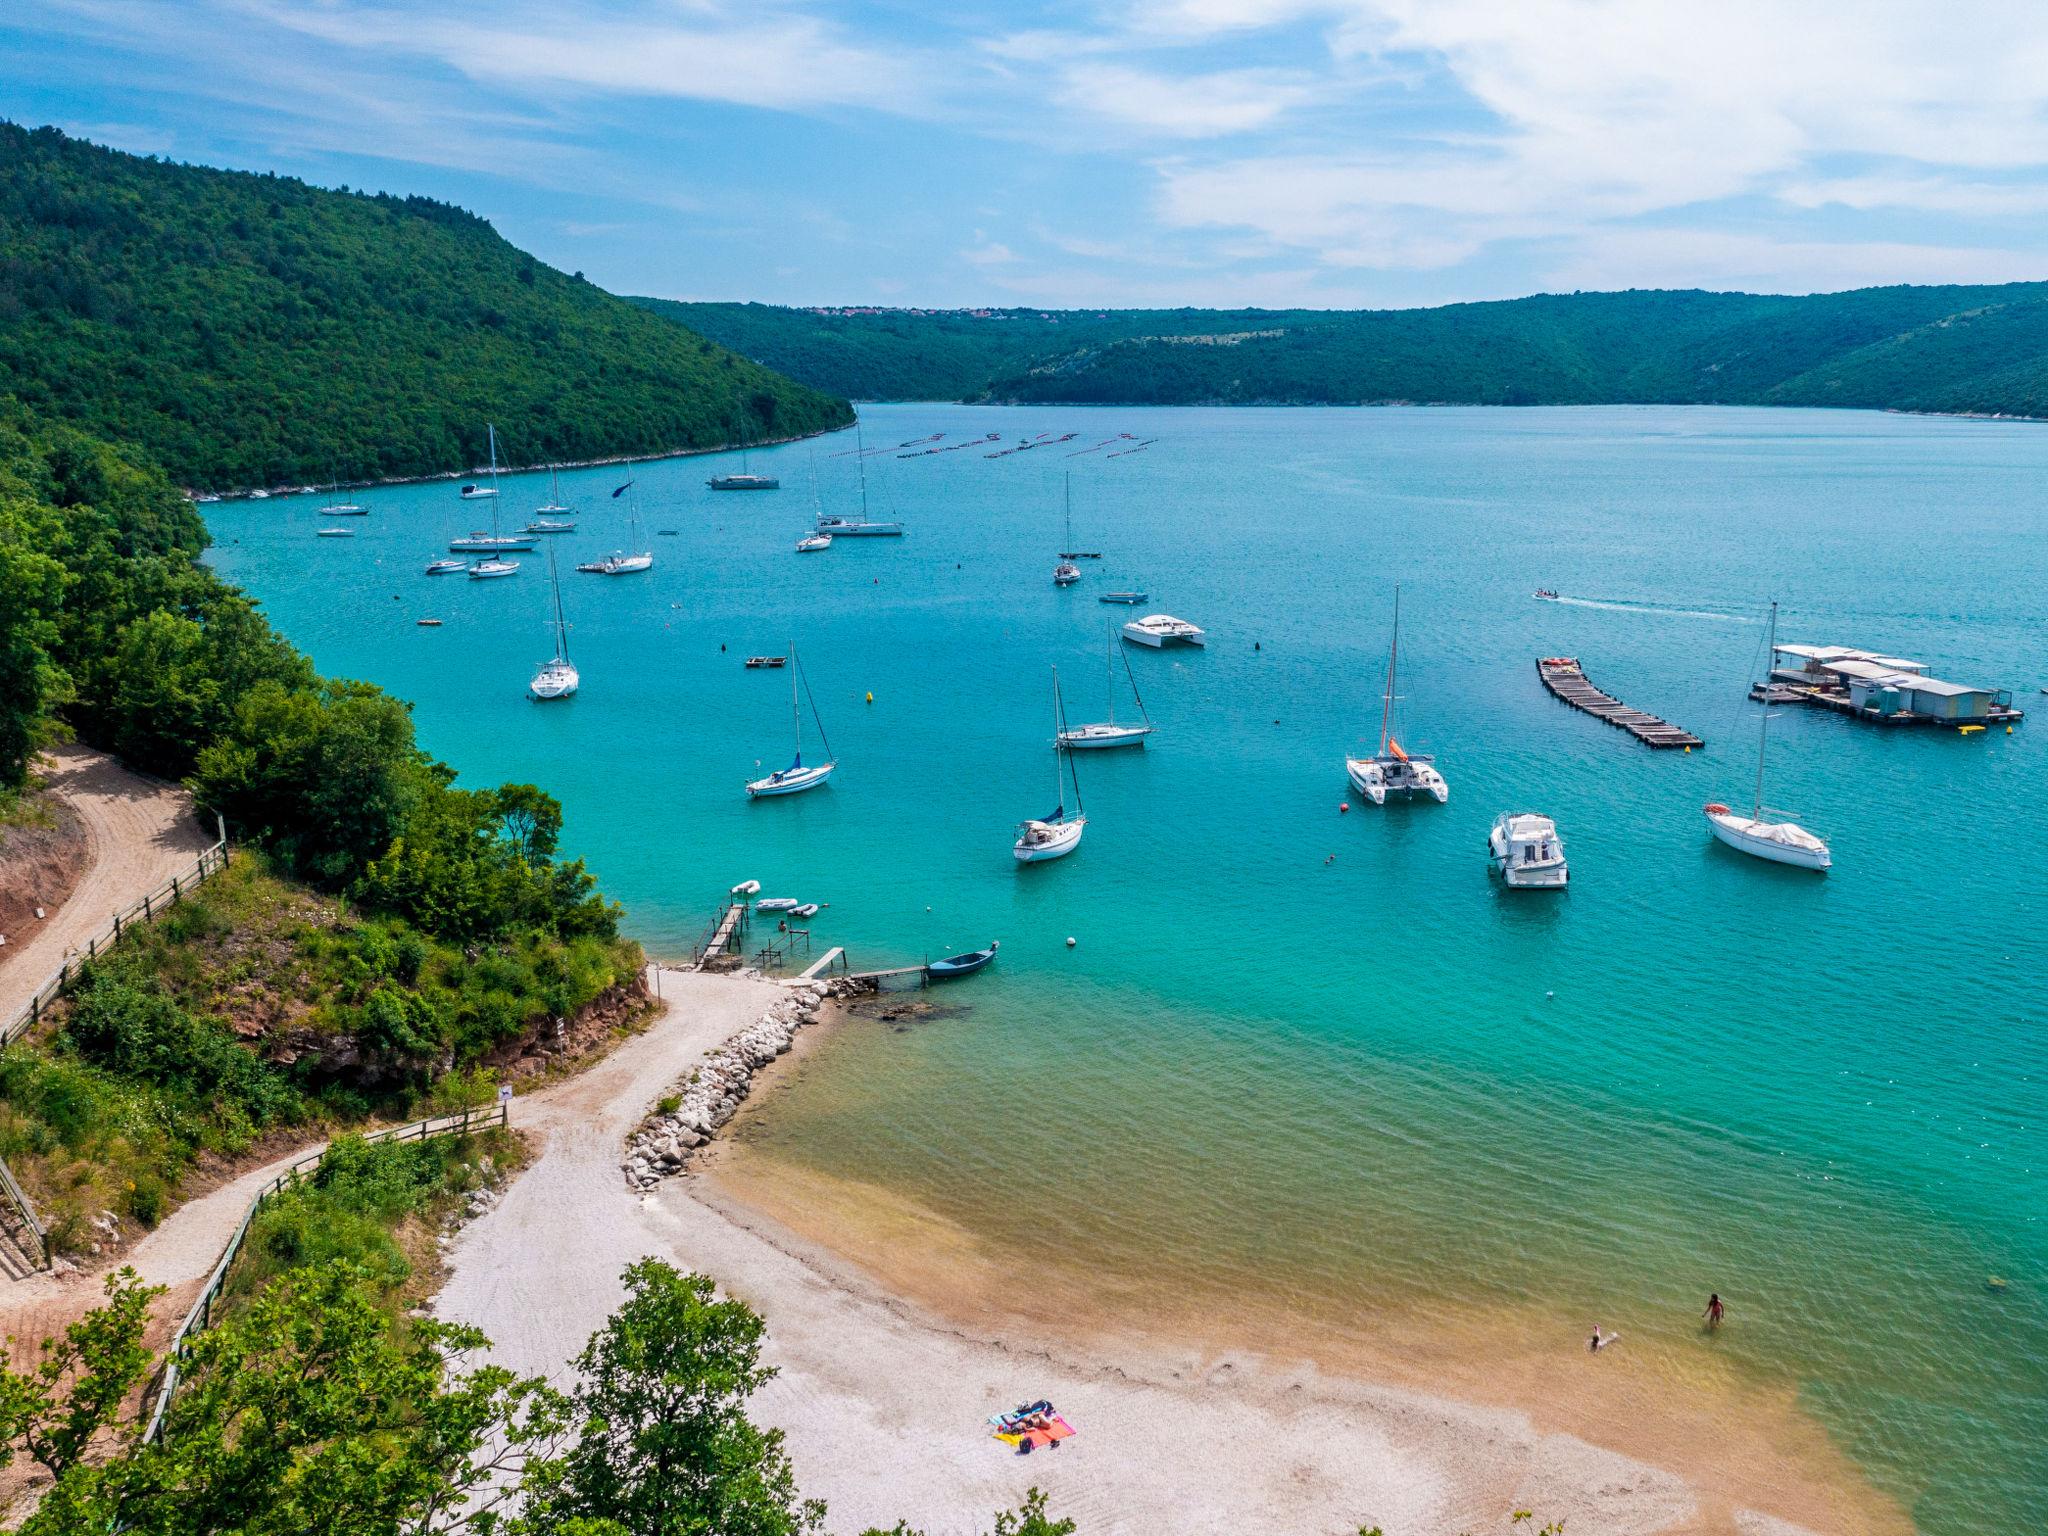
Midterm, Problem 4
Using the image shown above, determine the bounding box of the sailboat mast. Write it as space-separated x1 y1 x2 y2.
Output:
1377 584 1401 755
1105 623 1116 726
856 419 869 519
487 423 502 540
1054 668 1083 816
791 643 803 761
1064 473 1072 551
1755 600 1776 819
549 545 567 657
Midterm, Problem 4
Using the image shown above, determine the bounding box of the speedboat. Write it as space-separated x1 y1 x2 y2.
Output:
1703 804 1830 869
1121 614 1205 648
1534 588 1560 601
1099 591 1147 605
744 656 787 669
925 941 999 980
796 533 832 552
755 897 800 912
1489 812 1568 888
425 558 468 574
1345 587 1448 804
468 558 519 579
709 473 779 490
316 527 355 538
459 483 499 500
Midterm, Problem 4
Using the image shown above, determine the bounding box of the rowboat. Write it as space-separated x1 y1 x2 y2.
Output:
925 941 998 980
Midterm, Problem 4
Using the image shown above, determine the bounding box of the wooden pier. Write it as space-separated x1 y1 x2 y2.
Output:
693 901 749 970
1536 658 1703 750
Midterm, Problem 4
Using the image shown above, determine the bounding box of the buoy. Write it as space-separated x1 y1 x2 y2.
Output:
1339 802 1350 813
720 643 727 652
865 691 874 704
1066 936 1076 948
1546 990 1554 999
1254 641 1261 651
1684 745 1690 754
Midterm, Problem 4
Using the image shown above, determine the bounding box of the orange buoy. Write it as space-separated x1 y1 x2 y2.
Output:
1339 802 1350 813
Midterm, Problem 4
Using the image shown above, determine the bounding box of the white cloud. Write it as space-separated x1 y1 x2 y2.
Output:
1543 229 2047 295
1057 63 1319 137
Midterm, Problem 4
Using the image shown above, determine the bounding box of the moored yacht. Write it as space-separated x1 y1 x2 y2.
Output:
710 473 779 491
796 532 833 552
468 557 519 579
1345 586 1448 805
746 646 835 797
1703 600 1831 870
1015 669 1087 861
1059 624 1153 749
528 546 579 700
1121 614 1205 648
1489 813 1568 888
425 557 467 574
1052 473 1083 586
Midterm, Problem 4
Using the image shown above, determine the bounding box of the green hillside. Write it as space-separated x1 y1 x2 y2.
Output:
0 123 851 490
646 285 2048 414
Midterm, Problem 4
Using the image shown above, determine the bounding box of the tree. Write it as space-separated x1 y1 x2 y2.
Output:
10 1264 569 1536
516 1260 823 1536
863 1489 1077 1536
0 1267 161 1482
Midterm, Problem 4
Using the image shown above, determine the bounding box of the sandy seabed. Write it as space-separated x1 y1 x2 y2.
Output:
435 973 1911 1536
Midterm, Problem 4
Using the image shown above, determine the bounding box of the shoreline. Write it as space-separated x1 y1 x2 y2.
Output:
436 977 1912 1536
185 422 854 502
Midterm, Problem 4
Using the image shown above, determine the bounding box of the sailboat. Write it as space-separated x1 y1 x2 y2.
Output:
708 421 780 491
319 470 365 516
528 465 576 531
455 426 534 564
1345 585 1448 804
1053 474 1081 586
528 545 579 700
579 472 653 574
1014 669 1087 861
815 419 902 536
1704 601 1830 870
746 646 835 797
1059 624 1153 749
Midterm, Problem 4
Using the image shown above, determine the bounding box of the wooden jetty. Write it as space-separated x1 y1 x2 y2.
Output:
1536 657 1703 750
693 901 749 970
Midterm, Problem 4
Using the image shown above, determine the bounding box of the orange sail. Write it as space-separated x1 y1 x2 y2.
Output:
1388 738 1410 762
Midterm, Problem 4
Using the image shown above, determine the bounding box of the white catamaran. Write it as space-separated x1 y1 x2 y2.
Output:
528 545 579 700
1015 669 1087 861
1059 624 1153 749
746 646 835 797
1704 600 1831 870
1346 585 1448 804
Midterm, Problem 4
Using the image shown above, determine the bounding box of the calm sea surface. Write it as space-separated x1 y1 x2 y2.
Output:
205 405 2046 1534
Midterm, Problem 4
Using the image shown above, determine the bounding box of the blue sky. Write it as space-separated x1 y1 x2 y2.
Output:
9 1 2048 309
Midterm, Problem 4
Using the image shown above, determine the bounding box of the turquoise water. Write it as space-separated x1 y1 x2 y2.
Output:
206 406 2045 1533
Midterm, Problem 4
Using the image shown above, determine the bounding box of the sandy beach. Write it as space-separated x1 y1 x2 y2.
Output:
432 971 1911 1536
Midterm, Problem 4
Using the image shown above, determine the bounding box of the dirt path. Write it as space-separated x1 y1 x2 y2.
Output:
0 745 216 1023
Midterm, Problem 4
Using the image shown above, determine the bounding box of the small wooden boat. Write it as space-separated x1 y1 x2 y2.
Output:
745 656 787 669
925 940 998 980
416 618 443 627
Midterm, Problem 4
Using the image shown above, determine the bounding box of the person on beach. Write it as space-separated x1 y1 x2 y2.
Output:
1705 1293 1726 1329
1589 1324 1617 1352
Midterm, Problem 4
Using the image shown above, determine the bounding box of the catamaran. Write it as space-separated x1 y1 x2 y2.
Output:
1704 600 1831 870
1059 624 1153 749
579 471 653 574
1121 614 1204 648
454 426 533 559
1346 586 1448 805
746 646 835 797
1014 669 1087 862
1053 473 1081 587
528 545 579 700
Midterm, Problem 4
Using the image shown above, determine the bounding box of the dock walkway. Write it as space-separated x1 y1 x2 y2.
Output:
1536 658 1703 750
693 901 749 970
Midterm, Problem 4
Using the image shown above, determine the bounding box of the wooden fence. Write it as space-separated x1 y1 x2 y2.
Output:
137 1103 510 1446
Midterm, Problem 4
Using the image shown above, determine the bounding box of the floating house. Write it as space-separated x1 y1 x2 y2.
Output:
1763 644 2021 727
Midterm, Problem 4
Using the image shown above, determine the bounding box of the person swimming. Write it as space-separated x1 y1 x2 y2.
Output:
1589 1324 1619 1352
1705 1293 1726 1329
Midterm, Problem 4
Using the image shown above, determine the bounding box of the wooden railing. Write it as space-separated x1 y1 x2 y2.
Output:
136 1103 509 1445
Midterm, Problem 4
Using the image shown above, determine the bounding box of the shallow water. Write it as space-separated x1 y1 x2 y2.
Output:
206 405 2046 1534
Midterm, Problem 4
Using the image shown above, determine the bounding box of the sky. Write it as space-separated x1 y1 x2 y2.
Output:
8 1 2048 310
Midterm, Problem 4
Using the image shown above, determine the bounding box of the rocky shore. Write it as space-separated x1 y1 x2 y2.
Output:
620 976 844 1190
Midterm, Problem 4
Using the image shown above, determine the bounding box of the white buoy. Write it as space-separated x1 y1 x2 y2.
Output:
1066 936 1077 948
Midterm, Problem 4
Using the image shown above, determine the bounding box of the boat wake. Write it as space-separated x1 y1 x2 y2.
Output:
1547 595 1759 625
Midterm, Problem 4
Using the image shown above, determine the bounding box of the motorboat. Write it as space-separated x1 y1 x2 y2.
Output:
925 941 999 980
1015 668 1087 862
756 897 800 912
747 645 836 798
468 558 519 579
316 527 355 538
1489 812 1568 888
815 515 903 537
730 879 761 896
709 473 779 491
416 618 443 627
459 484 499 499
524 518 576 534
1099 591 1147 605
1345 586 1449 805
425 558 468 574
1703 600 1830 870
1059 623 1153 750
796 533 833 552
1122 614 1205 648
527 546 579 700
1534 588 1560 601
745 656 787 669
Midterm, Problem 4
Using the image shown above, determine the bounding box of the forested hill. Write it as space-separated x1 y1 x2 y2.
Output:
0 123 851 490
642 285 2048 415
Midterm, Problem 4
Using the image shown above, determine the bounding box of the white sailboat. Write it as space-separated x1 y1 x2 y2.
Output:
464 425 526 574
1015 669 1087 861
535 465 571 515
1346 585 1448 805
319 470 364 516
1053 473 1081 586
528 545 579 700
1704 600 1831 870
1059 624 1153 749
815 418 902 535
580 470 653 575
746 646 835 797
